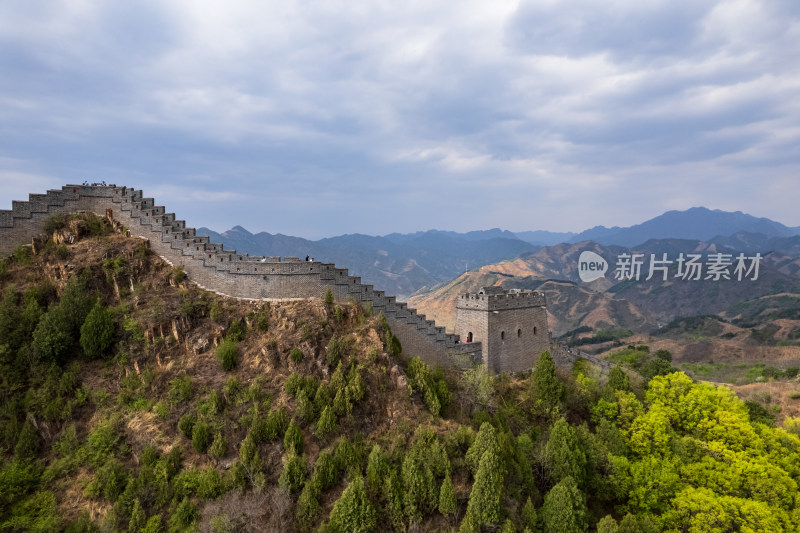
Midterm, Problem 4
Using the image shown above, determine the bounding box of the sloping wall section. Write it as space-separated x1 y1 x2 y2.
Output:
0 185 482 369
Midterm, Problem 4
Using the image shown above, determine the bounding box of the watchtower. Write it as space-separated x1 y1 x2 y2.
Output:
455 287 549 373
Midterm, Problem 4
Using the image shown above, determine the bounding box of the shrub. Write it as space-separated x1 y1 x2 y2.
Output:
173 266 187 283
312 450 339 491
80 301 115 359
86 457 128 502
12 245 32 265
315 406 337 443
290 347 304 363
209 300 223 322
296 390 315 423
209 432 227 459
256 307 270 332
216 339 238 371
43 214 67 233
169 497 198 531
192 421 211 453
32 308 73 364
324 289 334 305
169 375 194 403
264 408 289 441
178 414 196 438
55 245 69 260
284 419 304 454
14 421 41 460
226 319 246 342
278 452 307 493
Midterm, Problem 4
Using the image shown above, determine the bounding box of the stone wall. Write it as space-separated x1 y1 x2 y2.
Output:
456 290 550 374
0 185 481 369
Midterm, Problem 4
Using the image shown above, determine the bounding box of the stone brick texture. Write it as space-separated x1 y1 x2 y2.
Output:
0 185 485 370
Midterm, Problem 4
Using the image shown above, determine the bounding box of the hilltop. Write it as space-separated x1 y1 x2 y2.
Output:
3 213 800 532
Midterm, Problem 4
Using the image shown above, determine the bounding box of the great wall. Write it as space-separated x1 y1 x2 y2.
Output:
0 185 608 372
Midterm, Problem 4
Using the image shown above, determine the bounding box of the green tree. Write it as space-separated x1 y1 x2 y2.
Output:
80 301 115 359
465 422 498 475
128 498 146 533
606 366 632 394
315 406 337 443
284 419 304 454
191 421 211 453
500 519 517 533
463 445 504 529
216 339 237 371
32 308 73 364
278 452 307 493
541 476 588 533
521 496 537 530
366 444 388 494
544 418 587 486
209 432 226 460
14 420 41 459
438 473 457 517
597 515 618 533
327 476 376 533
530 351 563 415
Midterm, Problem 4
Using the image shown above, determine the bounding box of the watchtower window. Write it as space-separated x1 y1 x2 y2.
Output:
501 331 505 340
534 327 537 335
517 328 522 337
467 332 473 343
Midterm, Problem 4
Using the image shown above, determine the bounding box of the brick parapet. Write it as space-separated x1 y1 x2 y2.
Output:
0 184 481 371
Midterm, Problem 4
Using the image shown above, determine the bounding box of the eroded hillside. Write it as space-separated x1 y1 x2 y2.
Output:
4 214 800 533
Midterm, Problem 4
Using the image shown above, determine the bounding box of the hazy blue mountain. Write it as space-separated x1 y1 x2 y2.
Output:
196 226 538 298
197 207 799 300
568 207 800 247
514 230 577 246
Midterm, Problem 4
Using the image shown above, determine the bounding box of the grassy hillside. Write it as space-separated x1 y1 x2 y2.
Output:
3 215 800 532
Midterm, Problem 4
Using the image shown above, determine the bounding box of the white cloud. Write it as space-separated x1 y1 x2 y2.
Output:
0 0 798 235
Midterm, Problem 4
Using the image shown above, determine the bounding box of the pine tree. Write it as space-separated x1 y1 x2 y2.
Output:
463 446 504 529
328 476 376 533
521 496 537 530
439 473 457 517
544 417 587 486
366 444 387 494
541 476 588 533
284 419 304 454
128 498 146 533
80 301 115 359
530 351 563 414
500 519 517 533
597 515 619 533
465 422 498 475
315 406 337 443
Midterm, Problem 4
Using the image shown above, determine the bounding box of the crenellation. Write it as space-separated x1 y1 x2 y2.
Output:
12 201 31 219
28 194 49 213
0 184 563 373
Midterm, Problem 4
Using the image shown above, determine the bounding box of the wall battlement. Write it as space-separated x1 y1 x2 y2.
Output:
0 184 483 370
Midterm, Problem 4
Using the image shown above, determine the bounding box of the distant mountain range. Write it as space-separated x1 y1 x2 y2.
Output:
196 226 537 298
198 207 800 299
408 236 800 337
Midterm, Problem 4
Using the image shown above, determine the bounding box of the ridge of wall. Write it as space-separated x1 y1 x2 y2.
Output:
0 185 482 369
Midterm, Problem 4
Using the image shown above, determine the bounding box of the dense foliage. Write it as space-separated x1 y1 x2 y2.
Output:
2 226 800 532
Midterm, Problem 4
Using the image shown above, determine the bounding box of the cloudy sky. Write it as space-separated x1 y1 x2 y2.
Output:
1 1 798 238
